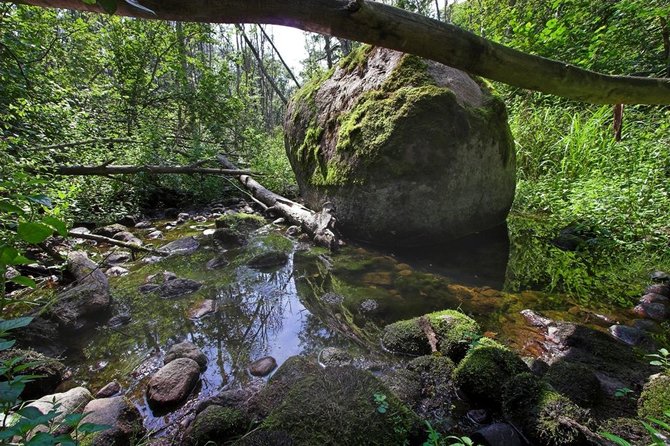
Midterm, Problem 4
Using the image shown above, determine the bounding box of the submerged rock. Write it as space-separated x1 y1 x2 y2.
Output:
13 317 66 357
164 341 208 371
188 299 217 319
319 347 353 367
81 396 145 445
247 251 289 270
206 255 229 270
285 46 515 246
215 212 266 232
212 227 247 247
147 357 200 409
184 405 249 446
139 277 202 298
159 236 200 256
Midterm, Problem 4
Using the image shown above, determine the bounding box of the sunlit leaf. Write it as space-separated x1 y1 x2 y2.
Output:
41 215 67 236
27 194 52 208
10 275 37 288
17 221 53 244
0 317 33 332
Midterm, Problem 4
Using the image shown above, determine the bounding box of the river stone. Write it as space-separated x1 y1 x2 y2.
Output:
164 341 208 371
49 251 111 330
81 396 144 445
633 302 668 321
471 423 523 446
188 299 217 319
609 324 646 346
206 255 229 270
146 230 163 239
112 231 142 246
183 405 249 446
645 283 670 297
159 236 200 256
247 251 289 269
319 347 353 367
147 358 200 409
96 380 121 398
26 387 93 435
650 271 670 282
248 356 278 377
639 293 669 304
92 224 127 238
139 277 202 298
105 266 129 277
285 46 515 246
135 220 152 229
212 228 247 247
103 252 132 266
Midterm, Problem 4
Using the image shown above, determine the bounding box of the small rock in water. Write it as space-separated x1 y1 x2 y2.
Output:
163 271 178 281
147 230 163 239
147 358 200 409
103 252 132 266
360 299 378 312
467 409 490 424
609 324 645 346
640 293 669 305
248 356 277 377
247 251 289 269
158 278 202 298
362 271 393 286
193 215 207 223
213 228 246 247
159 237 200 256
319 347 353 367
139 283 161 293
82 395 144 443
651 271 670 283
272 218 286 225
164 341 208 371
113 231 143 246
70 226 91 235
202 228 216 236
135 221 152 229
92 223 127 238
286 225 300 236
108 311 131 328
177 212 190 221
96 380 121 398
188 299 217 320
206 256 229 270
105 266 129 277
321 292 344 305
520 309 555 328
633 302 668 321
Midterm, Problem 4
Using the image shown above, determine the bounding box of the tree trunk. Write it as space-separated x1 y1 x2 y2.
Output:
216 155 340 250
9 0 670 105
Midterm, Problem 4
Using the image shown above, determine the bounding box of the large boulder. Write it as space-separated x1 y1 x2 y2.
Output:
24 387 93 435
147 357 200 410
80 396 145 445
285 46 515 246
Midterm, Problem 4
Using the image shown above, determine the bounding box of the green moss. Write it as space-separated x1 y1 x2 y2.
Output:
186 405 249 445
503 373 591 446
338 44 374 72
452 342 528 407
407 355 455 398
544 361 601 407
426 310 480 360
638 373 670 419
261 366 421 445
381 318 428 356
215 212 266 233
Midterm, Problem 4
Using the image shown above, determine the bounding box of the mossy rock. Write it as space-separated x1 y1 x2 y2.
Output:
502 373 591 446
0 349 65 400
452 341 527 407
285 46 516 246
381 310 480 359
184 405 249 446
215 213 266 233
638 373 670 420
233 429 294 446
380 368 422 408
544 361 601 407
407 355 455 396
260 366 421 445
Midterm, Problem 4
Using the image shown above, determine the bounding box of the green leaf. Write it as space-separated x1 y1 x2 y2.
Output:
0 201 25 216
0 317 32 332
10 275 37 288
27 194 52 208
0 340 16 351
650 360 663 366
77 422 112 433
0 380 25 403
98 0 118 13
25 431 59 446
18 406 46 420
41 216 67 236
598 432 631 446
17 221 53 244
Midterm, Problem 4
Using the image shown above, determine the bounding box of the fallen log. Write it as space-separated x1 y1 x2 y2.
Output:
216 154 341 250
44 164 251 176
68 231 166 256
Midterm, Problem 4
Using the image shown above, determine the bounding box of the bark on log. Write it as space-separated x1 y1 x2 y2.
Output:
42 164 251 176
216 154 340 250
8 0 670 105
68 231 166 255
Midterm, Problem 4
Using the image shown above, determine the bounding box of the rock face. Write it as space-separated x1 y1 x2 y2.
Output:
147 357 200 409
26 387 92 434
81 396 145 445
285 46 516 246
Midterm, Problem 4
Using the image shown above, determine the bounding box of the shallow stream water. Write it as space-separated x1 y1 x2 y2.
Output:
56 214 654 436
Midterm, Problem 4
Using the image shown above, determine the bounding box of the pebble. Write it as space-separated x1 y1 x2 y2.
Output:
188 300 217 319
248 356 277 377
105 266 129 277
147 230 163 239
609 324 645 346
96 380 121 398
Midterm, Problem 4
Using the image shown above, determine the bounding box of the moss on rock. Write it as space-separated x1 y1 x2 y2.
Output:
215 213 266 233
260 365 421 445
452 341 528 407
638 373 670 420
544 361 601 407
503 373 591 446
381 318 428 356
185 405 249 446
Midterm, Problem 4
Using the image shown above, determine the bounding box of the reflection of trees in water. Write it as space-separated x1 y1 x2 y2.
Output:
193 268 294 380
297 312 340 356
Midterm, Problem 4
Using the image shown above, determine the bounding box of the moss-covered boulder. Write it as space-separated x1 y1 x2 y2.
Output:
544 361 601 407
260 365 421 445
502 373 591 446
184 405 249 446
638 373 670 419
216 212 266 233
381 310 480 359
452 339 528 407
285 46 516 246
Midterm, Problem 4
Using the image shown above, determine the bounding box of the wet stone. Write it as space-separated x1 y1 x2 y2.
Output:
108 311 131 328
247 251 289 269
96 380 121 398
321 292 344 305
135 221 153 229
147 230 163 239
286 225 300 236
139 278 202 298
159 236 200 256
633 302 668 321
113 231 143 246
147 358 200 409
82 395 144 444
640 293 669 305
165 341 208 371
103 252 132 266
319 347 353 368
633 319 661 333
609 324 646 346
213 228 246 247
249 356 277 377
92 223 127 238
188 299 217 319
651 271 670 282
360 299 378 312
105 266 129 277
206 256 229 270
645 283 670 297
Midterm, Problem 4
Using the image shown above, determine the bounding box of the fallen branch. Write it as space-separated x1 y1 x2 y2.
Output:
216 154 340 250
68 231 166 256
40 164 252 176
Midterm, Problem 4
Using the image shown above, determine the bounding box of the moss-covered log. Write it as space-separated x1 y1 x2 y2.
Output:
9 0 670 105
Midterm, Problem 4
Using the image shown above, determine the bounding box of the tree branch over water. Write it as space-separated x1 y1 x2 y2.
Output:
7 0 670 104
